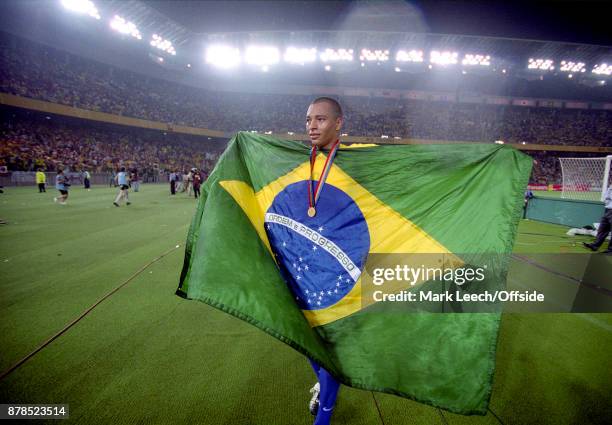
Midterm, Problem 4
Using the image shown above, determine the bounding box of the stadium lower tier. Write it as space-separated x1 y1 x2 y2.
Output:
0 105 605 185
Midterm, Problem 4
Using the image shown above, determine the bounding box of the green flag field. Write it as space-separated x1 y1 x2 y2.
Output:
0 183 610 424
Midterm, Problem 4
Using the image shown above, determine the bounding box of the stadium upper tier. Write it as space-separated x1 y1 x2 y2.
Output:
0 33 611 147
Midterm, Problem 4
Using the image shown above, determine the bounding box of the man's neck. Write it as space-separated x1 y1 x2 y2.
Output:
318 138 339 151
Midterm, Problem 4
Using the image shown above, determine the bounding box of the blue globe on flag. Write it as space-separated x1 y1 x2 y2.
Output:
265 180 370 310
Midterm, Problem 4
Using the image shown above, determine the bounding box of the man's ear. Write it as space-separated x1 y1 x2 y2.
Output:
335 117 343 131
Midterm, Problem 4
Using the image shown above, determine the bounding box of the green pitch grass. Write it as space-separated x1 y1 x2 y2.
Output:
0 185 610 424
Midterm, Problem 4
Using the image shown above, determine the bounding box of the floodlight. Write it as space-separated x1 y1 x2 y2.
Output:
527 58 554 70
284 47 317 64
592 63 612 76
151 34 176 55
359 49 389 62
462 54 491 66
320 48 353 62
430 51 458 66
61 0 100 20
110 15 142 40
206 45 241 69
245 46 280 66
396 50 423 63
560 61 585 73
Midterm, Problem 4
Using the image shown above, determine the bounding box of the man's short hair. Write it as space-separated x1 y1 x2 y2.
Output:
311 97 343 118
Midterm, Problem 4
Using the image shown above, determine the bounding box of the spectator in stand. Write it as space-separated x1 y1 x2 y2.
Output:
1 32 610 148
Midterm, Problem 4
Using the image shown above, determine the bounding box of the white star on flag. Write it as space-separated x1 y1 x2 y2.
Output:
318 226 324 232
304 265 309 271
312 245 317 251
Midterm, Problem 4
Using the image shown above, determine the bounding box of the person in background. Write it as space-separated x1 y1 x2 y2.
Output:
36 168 46 193
54 168 69 205
83 168 91 191
186 168 194 196
583 186 612 254
193 168 202 199
113 167 131 207
169 170 178 195
178 171 186 193
523 189 534 219
131 168 140 192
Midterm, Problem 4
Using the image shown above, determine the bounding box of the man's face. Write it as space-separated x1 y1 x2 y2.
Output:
306 102 342 149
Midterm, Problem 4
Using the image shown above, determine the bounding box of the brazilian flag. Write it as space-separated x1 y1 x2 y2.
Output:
177 132 532 414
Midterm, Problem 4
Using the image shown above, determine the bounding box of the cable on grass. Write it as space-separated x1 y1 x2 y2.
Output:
0 243 182 381
370 391 386 425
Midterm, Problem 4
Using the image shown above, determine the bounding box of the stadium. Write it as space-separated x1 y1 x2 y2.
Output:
0 1 610 424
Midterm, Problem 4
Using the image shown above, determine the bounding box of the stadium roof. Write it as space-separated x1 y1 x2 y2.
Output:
76 1 612 68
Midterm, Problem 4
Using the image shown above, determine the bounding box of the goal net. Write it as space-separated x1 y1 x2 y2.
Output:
559 156 612 201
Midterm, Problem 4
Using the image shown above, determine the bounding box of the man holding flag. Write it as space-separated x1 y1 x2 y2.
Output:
177 96 531 423
302 97 346 424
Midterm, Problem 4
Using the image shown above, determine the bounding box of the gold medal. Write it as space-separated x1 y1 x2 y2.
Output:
308 139 339 219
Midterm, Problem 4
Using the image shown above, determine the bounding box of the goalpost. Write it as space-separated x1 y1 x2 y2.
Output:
559 155 612 202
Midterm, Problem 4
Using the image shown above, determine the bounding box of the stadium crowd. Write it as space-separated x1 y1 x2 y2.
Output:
3 108 599 185
1 34 611 147
0 111 223 177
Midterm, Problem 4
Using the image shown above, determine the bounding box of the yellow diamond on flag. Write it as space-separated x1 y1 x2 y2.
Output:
220 151 457 326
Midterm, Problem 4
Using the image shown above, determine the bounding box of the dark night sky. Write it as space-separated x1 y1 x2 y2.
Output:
148 1 612 45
